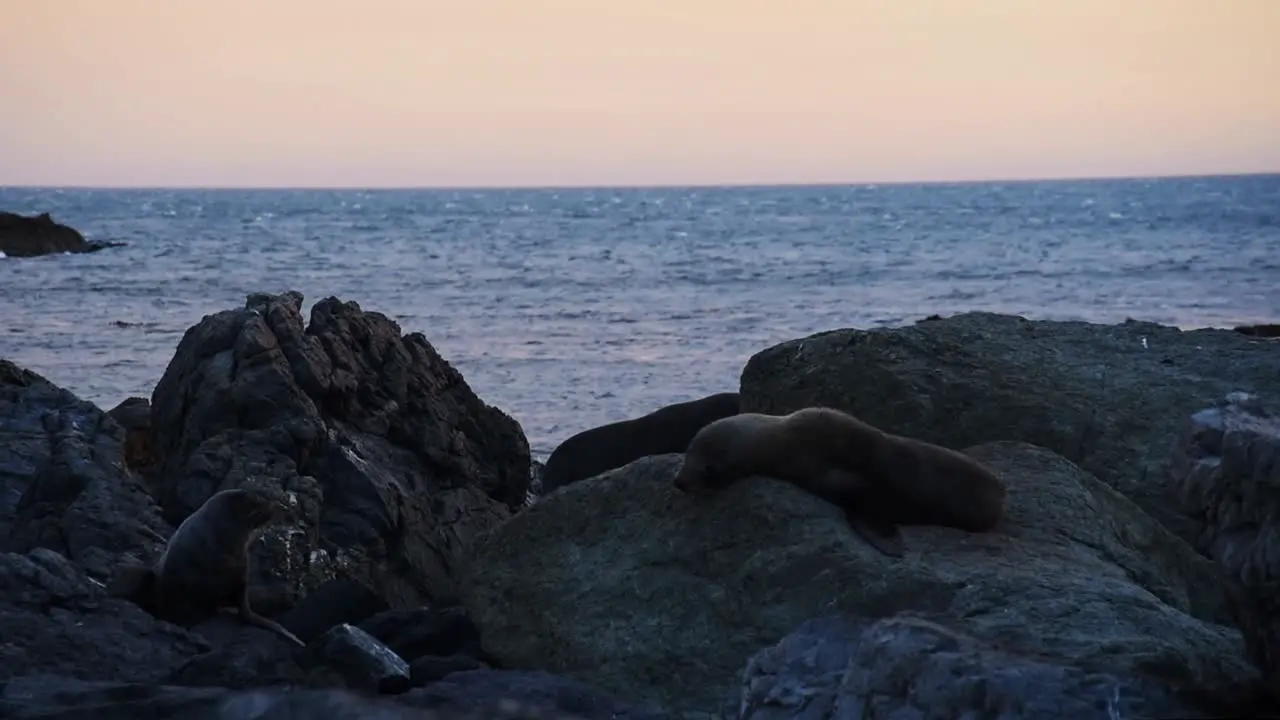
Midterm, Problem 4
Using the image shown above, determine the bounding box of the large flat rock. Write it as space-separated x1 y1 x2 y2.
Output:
738 311 1280 542
457 443 1250 714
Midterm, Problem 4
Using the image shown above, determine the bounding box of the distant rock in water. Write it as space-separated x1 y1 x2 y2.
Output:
1235 323 1280 339
0 211 124 258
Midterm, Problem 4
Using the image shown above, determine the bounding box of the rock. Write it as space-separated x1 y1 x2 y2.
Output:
0 211 124 257
0 360 168 580
165 626 309 689
1171 391 1280 585
733 614 1223 720
738 312 1280 543
1171 392 1280 703
1222 577 1280 711
147 290 530 608
306 623 412 695
1235 323 1280 338
406 669 673 719
360 605 485 663
411 654 489 686
0 548 209 683
107 396 160 473
274 576 390 644
0 674 617 719
457 445 1250 714
0 330 671 717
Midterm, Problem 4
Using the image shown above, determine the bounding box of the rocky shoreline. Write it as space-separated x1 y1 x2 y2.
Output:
2 290 1277 719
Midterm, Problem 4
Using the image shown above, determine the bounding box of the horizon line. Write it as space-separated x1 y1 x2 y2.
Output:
2 169 1278 194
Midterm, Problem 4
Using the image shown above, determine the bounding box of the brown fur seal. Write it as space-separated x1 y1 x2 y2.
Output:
108 488 305 647
673 407 1006 557
541 392 740 494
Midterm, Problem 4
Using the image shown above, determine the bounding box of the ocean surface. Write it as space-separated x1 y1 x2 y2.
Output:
2 175 1278 458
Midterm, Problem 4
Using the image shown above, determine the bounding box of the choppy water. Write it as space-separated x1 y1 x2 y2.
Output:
2 175 1278 457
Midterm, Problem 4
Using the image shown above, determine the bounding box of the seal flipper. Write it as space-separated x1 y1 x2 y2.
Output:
843 507 905 558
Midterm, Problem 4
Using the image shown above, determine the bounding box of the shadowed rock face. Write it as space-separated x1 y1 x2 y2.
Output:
0 322 663 718
0 211 124 257
737 311 1280 545
457 445 1250 716
540 392 740 494
147 290 531 609
1172 392 1280 704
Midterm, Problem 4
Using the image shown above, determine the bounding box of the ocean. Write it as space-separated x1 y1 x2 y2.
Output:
2 175 1277 458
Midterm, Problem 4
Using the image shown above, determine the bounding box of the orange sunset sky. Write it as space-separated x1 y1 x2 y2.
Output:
1 0 1277 188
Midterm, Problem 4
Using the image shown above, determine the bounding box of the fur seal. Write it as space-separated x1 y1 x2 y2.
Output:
108 488 305 647
672 407 1006 557
541 392 740 494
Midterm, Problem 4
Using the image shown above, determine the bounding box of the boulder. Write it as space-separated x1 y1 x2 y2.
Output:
456 445 1251 715
0 547 210 683
732 614 1213 719
147 291 530 608
1170 391 1280 702
0 211 124 257
0 355 665 717
738 312 1280 542
1235 323 1280 339
0 359 168 580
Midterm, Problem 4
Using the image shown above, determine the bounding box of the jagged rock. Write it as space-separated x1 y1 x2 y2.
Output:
359 605 484 663
1235 323 1280 338
0 360 167 580
1171 391 1280 585
0 211 124 258
457 445 1249 714
146 291 530 608
1171 392 1280 704
738 311 1280 543
107 396 159 473
732 614 1221 720
307 623 412 695
0 548 209 683
0 332 670 717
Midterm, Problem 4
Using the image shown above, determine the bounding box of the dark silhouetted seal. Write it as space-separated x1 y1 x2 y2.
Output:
673 407 1006 557
541 392 740 494
108 488 305 646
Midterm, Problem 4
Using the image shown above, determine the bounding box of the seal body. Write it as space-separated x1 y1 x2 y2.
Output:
111 488 305 646
541 392 740 493
673 407 1006 556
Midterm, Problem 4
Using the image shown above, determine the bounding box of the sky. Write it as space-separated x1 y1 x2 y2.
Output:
1 0 1277 188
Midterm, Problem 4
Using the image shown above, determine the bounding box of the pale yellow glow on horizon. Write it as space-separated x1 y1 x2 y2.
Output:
1 0 1277 188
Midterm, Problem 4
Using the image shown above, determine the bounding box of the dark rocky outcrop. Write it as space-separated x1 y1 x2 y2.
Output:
0 211 124 257
1 359 169 581
457 447 1250 715
1171 391 1280 704
1235 323 1280 338
0 292 647 717
8 302 1279 717
146 290 531 608
738 311 1280 545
